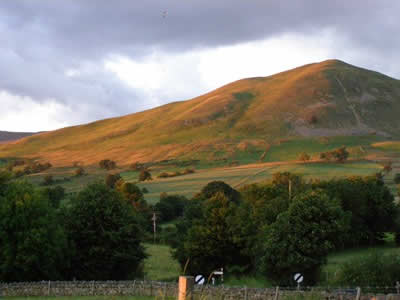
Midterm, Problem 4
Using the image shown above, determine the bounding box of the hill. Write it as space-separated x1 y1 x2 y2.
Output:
1 59 400 166
0 131 36 143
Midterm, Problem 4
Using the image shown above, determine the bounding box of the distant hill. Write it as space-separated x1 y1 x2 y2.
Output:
0 131 36 143
1 59 400 166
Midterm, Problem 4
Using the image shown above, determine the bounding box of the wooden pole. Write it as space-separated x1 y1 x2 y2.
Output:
355 287 361 300
178 276 194 300
274 286 280 300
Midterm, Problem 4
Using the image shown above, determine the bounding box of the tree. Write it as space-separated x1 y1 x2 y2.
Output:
139 169 152 181
155 194 187 223
43 174 54 185
298 152 311 162
74 167 85 176
117 182 144 205
394 173 400 184
383 161 393 174
64 182 146 280
99 159 117 170
0 181 68 281
173 192 250 276
314 176 397 246
260 190 350 285
194 181 241 203
105 173 121 188
320 147 349 163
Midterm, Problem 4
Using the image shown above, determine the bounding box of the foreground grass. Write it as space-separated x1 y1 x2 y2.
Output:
3 297 161 300
143 244 180 281
321 238 400 285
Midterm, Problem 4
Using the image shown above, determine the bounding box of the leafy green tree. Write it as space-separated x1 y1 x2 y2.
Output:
0 181 68 281
173 192 250 276
74 167 85 176
314 176 397 246
43 174 54 185
139 169 152 181
99 159 116 170
298 152 311 162
260 190 350 285
118 182 144 205
155 194 187 223
42 186 65 209
105 173 121 188
394 173 400 184
194 180 241 203
64 182 146 280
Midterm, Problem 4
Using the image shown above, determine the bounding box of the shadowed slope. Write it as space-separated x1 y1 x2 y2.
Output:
1 60 400 166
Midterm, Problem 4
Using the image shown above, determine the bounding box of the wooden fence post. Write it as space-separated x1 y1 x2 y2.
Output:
274 286 280 300
355 287 361 300
178 276 194 300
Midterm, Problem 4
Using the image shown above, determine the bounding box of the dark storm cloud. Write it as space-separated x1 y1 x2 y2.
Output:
1 0 400 126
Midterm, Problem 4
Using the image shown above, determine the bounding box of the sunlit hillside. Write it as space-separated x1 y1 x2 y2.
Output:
1 59 400 166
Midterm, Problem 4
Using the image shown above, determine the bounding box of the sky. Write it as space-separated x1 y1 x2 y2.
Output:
1 1 400 132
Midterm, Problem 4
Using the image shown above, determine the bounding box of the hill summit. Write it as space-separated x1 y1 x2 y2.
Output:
1 59 400 166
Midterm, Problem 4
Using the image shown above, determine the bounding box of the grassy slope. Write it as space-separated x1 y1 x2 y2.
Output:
1 60 400 167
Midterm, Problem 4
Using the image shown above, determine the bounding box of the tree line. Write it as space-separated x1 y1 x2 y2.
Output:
169 173 400 285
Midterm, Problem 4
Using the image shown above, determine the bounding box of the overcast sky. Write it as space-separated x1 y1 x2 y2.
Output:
1 1 400 132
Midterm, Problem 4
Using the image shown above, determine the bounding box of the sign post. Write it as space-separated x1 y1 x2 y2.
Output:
293 273 304 290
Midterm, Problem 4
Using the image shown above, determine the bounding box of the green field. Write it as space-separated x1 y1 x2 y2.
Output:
2 297 159 300
136 160 382 203
143 243 180 281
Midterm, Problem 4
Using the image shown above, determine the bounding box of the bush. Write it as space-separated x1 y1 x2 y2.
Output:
99 159 116 170
394 173 400 184
105 173 121 188
74 167 85 176
320 147 349 163
298 152 310 162
139 169 152 181
43 174 54 185
142 187 149 194
336 252 400 286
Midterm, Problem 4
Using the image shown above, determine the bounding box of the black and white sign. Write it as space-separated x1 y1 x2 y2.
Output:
293 273 304 283
195 275 205 285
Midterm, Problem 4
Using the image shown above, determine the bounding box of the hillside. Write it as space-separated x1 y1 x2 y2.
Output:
0 131 36 143
1 59 400 166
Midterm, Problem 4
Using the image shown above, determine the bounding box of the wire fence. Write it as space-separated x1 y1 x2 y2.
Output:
1 280 400 299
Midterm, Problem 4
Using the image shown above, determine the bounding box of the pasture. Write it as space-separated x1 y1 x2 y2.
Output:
136 160 382 203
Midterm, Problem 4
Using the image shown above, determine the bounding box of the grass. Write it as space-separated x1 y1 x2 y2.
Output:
136 160 382 203
264 136 383 162
143 244 180 281
321 236 400 285
2 297 160 300
2 60 399 167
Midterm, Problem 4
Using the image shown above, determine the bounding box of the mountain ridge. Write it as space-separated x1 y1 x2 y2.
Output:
1 59 399 166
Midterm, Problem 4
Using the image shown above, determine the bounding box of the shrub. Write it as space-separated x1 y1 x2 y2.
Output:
43 174 54 185
336 252 400 286
142 187 149 194
298 152 310 162
394 173 400 184
105 173 121 188
74 167 85 176
99 159 116 170
139 169 152 181
320 147 349 163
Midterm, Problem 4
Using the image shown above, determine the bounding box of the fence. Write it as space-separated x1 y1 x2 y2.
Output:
1 280 400 299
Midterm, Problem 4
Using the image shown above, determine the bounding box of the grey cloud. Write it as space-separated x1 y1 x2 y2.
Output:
1 0 400 128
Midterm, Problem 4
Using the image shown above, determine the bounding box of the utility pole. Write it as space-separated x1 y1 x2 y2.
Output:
152 212 157 243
